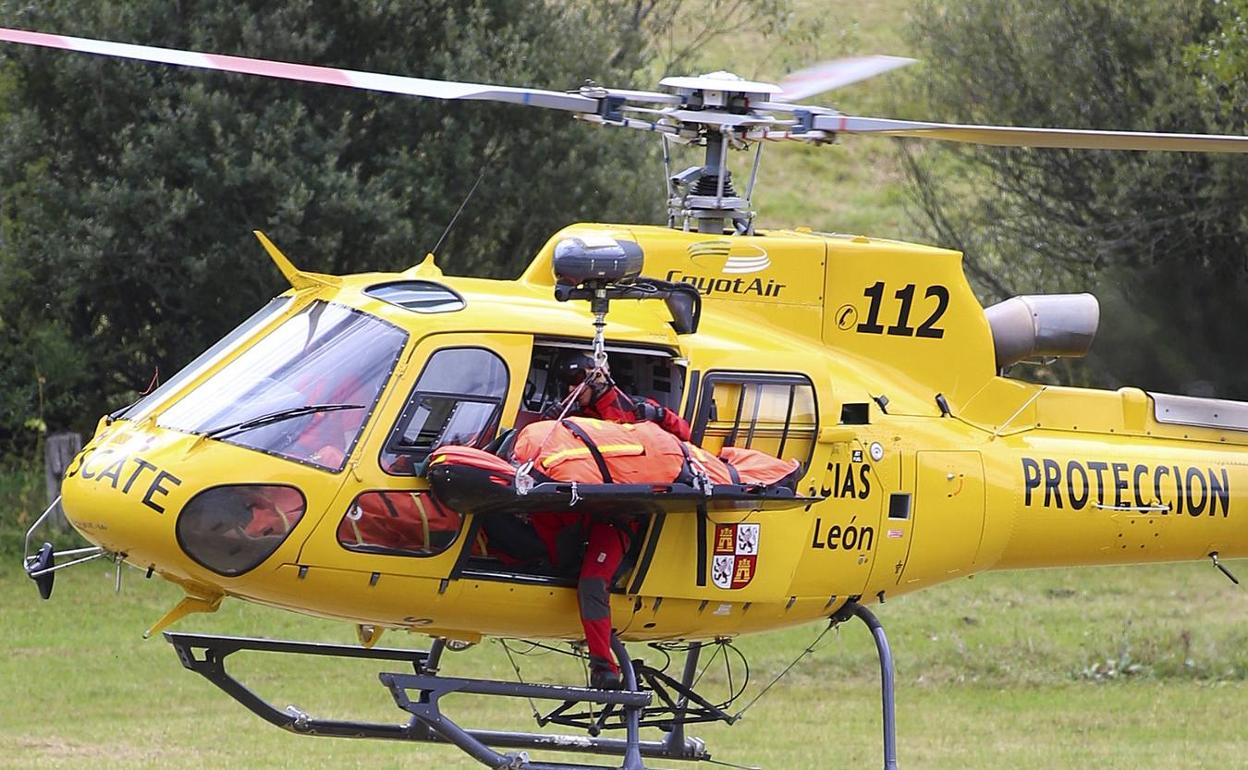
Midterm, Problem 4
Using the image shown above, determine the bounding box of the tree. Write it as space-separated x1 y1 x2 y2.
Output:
604 0 799 72
0 0 668 445
903 0 1248 397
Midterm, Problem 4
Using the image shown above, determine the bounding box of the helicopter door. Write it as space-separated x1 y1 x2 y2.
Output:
627 371 820 602
295 334 530 581
896 451 986 590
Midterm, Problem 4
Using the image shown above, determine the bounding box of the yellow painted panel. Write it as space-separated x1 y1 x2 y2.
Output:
790 437 885 599
636 508 808 602
821 239 996 409
898 451 985 589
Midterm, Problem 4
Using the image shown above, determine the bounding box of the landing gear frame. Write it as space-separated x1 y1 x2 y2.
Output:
164 601 899 769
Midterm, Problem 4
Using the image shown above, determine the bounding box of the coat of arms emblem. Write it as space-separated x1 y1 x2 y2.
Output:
711 522 759 589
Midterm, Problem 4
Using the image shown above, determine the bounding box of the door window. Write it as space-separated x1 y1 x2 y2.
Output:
692 373 817 466
336 491 462 556
381 347 509 474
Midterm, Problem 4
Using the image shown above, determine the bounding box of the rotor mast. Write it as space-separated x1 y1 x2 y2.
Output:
674 130 748 234
658 72 782 235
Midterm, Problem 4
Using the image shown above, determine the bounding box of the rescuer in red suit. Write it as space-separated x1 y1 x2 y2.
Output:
549 351 691 689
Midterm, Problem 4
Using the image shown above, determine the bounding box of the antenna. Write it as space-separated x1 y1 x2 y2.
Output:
429 144 500 259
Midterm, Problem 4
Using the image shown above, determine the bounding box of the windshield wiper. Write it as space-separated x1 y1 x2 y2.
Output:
203 403 364 439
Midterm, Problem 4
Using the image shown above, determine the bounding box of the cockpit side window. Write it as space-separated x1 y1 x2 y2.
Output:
380 347 509 475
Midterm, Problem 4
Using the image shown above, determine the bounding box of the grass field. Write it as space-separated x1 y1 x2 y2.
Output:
3 556 1246 769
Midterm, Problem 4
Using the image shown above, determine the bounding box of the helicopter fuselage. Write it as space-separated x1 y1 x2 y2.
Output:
59 224 1248 644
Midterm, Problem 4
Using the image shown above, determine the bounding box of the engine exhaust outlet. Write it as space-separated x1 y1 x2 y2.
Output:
984 293 1100 370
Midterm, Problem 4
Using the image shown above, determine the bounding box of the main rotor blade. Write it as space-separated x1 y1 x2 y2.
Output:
0 27 597 113
814 115 1248 153
777 56 915 101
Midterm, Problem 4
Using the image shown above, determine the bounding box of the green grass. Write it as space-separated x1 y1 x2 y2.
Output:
3 557 1246 769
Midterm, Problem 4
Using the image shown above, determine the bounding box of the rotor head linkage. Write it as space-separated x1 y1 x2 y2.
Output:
667 129 758 234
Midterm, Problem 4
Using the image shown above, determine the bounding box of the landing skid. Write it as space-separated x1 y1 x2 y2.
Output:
164 632 706 769
164 601 899 769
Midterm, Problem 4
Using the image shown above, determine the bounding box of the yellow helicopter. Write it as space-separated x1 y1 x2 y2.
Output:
7 25 1248 770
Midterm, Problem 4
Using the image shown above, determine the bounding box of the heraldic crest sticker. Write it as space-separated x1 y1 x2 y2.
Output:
711 522 759 589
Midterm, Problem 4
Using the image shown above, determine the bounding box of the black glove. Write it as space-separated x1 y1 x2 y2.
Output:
634 401 667 423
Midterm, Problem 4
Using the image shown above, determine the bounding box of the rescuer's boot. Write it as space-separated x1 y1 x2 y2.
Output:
589 655 623 690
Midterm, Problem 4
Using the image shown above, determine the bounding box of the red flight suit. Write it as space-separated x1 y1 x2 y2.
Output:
572 386 690 677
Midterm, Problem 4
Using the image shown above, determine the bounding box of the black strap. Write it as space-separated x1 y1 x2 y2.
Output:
379 494 402 518
677 441 714 491
724 461 741 485
695 502 708 587
560 419 614 484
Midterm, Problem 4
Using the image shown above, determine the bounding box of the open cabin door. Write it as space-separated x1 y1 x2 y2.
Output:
444 338 697 589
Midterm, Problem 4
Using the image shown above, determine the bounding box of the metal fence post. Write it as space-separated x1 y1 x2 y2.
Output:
44 432 82 529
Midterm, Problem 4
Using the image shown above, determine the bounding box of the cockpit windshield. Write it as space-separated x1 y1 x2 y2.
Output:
158 301 407 471
119 296 292 422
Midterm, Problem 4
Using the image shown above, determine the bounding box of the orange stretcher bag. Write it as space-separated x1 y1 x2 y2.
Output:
335 490 461 553
512 417 687 484
428 445 518 484
681 443 736 485
719 446 803 488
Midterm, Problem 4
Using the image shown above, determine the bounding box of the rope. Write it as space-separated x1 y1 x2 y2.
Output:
521 378 590 465
498 640 543 723
731 621 837 720
684 640 751 710
690 638 725 690
704 758 763 770
514 350 613 492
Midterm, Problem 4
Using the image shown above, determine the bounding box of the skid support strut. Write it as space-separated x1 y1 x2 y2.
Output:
612 635 645 770
836 602 899 770
383 634 655 769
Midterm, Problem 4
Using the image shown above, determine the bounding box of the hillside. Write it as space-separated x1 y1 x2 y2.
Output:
676 0 925 239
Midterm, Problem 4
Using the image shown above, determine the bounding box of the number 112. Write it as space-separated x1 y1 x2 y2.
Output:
855 282 949 338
